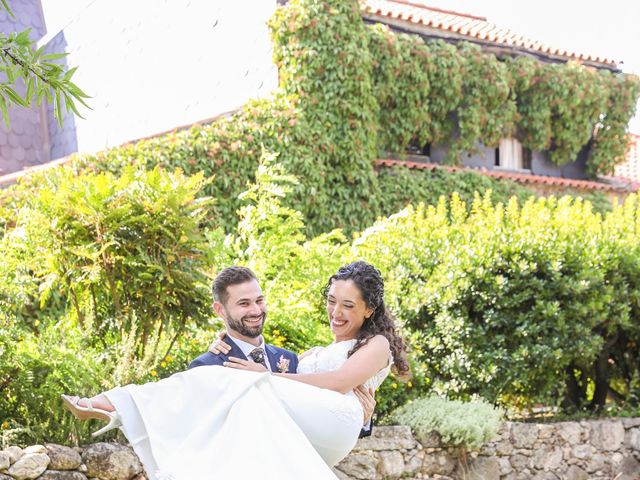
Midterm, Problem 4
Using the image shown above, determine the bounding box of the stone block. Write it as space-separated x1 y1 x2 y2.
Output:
6 452 50 480
614 455 640 480
537 424 555 440
479 444 496 456
46 444 82 470
353 425 416 451
583 453 609 474
589 420 625 451
570 444 593 459
379 450 404 478
531 473 558 480
501 473 523 480
625 427 640 451
404 450 424 475
23 445 46 455
495 440 514 455
564 465 588 480
19 134 33 149
82 443 142 480
466 457 500 480
4 446 24 464
38 471 89 480
511 423 539 449
622 418 640 428
510 454 529 470
532 446 562 471
416 430 442 448
422 451 457 476
498 457 513 475
0 451 9 470
336 452 379 480
556 422 582 445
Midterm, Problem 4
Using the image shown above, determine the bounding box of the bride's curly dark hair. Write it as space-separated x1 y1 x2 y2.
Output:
323 261 410 378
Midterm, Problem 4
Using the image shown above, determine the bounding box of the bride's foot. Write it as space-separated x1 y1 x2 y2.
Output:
74 394 115 412
61 394 122 437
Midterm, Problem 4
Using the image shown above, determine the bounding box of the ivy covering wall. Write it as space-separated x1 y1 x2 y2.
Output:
368 25 640 175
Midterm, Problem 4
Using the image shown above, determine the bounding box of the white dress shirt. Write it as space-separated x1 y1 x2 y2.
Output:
226 333 272 371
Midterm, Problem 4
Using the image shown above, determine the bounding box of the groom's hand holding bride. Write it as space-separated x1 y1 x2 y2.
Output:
211 333 377 425
223 356 269 372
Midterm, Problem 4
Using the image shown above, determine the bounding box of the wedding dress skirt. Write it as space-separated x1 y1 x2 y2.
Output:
104 340 388 480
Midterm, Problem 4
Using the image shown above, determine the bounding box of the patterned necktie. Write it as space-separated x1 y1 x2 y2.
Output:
249 347 268 369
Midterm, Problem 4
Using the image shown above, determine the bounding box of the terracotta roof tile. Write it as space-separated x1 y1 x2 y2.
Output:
375 159 639 192
361 0 618 67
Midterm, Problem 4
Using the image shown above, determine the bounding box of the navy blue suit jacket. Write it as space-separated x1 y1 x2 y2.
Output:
188 334 298 373
188 334 372 438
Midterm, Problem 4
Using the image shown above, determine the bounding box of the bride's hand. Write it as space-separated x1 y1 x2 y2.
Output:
353 385 376 425
209 331 231 355
223 356 268 373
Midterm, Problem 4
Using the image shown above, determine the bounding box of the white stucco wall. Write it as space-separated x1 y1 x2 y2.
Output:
42 0 279 159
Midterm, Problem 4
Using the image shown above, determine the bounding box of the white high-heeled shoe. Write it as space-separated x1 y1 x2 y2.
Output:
61 394 123 437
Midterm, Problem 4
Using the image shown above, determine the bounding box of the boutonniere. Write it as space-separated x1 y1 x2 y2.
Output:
276 355 291 373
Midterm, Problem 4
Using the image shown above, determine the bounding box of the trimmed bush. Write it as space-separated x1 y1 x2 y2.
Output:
353 193 640 411
393 395 503 449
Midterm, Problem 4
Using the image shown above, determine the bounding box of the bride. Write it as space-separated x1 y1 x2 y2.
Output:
62 261 409 480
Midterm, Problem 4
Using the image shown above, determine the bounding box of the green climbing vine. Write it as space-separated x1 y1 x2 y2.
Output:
368 23 639 173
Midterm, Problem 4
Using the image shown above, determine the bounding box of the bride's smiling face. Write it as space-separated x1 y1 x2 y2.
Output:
326 280 373 342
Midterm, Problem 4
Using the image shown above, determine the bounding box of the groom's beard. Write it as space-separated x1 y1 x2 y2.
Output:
224 309 266 338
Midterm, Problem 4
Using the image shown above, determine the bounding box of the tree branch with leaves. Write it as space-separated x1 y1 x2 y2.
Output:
0 0 89 127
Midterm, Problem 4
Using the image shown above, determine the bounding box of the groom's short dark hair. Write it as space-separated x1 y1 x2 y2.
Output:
212 266 258 305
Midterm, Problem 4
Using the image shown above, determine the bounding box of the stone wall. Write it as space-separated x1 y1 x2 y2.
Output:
1 419 639 480
335 420 640 480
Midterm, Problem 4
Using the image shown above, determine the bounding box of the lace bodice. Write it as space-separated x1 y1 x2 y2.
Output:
297 339 392 392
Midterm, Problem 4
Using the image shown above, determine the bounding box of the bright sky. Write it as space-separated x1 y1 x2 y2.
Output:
41 0 640 133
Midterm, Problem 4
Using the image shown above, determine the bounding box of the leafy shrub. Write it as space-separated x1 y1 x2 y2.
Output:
393 395 503 449
353 193 640 411
0 167 215 353
0 321 110 446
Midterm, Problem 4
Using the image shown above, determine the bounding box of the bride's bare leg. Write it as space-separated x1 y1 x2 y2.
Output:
78 393 115 412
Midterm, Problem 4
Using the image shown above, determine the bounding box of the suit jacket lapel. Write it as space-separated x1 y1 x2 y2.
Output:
265 344 281 373
223 335 248 361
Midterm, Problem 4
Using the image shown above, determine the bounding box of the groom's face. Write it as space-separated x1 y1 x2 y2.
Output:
215 279 267 339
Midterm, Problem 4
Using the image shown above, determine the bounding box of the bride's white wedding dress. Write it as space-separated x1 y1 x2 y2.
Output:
105 339 392 480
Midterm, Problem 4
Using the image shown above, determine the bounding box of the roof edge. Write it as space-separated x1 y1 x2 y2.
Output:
375 159 640 193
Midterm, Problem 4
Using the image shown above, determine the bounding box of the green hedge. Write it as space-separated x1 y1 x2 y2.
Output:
354 193 640 412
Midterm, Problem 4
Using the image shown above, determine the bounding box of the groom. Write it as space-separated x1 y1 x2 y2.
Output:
189 266 375 436
189 265 298 373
